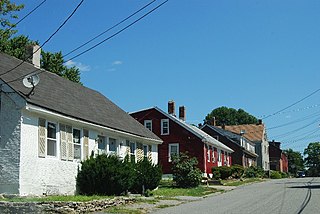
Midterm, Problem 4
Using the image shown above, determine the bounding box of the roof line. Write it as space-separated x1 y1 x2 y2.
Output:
132 107 233 152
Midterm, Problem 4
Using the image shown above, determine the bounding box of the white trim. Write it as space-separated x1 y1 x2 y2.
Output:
161 119 169 135
46 120 58 158
135 107 232 152
144 120 152 131
168 143 179 162
72 127 82 160
26 103 162 144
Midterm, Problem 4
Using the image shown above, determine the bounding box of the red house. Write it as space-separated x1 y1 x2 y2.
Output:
130 101 233 176
269 141 289 173
201 124 258 168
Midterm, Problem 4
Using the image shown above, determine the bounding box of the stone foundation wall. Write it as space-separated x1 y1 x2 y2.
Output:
0 197 135 213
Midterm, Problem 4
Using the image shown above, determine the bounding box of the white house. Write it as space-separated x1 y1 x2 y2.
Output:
0 51 162 196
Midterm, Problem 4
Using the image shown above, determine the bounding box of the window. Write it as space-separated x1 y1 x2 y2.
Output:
143 145 148 158
144 120 152 131
224 151 228 165
109 138 117 152
169 143 179 162
207 145 211 162
212 147 216 163
161 119 169 135
130 142 136 162
73 128 81 159
47 122 57 156
98 135 106 151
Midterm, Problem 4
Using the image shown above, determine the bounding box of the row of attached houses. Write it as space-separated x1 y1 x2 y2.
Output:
0 51 162 196
130 103 234 176
0 50 286 196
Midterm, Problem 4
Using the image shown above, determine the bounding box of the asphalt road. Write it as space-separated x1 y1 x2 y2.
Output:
152 177 320 214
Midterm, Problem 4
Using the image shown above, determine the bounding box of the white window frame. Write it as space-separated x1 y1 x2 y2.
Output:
97 135 106 154
207 145 211 162
46 121 58 157
212 147 216 163
161 119 169 135
108 137 117 153
168 143 179 162
144 120 152 131
224 151 228 165
217 149 222 166
72 128 82 160
130 141 136 162
143 144 148 158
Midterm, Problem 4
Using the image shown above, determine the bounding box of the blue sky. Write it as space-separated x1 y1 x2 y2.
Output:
12 0 320 153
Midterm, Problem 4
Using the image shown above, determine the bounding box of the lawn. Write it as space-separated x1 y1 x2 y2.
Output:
221 178 264 186
153 186 220 197
152 180 220 197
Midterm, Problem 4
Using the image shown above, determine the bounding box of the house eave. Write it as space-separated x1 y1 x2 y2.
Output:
25 103 163 145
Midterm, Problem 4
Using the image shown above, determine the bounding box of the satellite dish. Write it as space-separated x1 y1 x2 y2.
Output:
22 74 40 88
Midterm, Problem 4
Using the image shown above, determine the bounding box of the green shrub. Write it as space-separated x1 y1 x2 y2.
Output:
171 153 202 188
281 172 288 178
130 158 162 194
231 165 244 179
76 154 134 196
244 166 265 178
270 171 282 179
212 167 221 180
219 166 232 179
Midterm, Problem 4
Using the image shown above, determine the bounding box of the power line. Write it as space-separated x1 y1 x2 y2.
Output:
63 0 156 58
65 0 168 62
1 0 47 35
282 128 320 144
11 0 47 31
3 0 168 85
262 88 320 120
267 110 320 130
0 0 85 77
258 104 320 119
270 117 320 139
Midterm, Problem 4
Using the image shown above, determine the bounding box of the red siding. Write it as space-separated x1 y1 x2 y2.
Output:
131 109 205 174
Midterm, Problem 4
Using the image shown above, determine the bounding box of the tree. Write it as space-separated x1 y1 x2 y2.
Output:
0 0 81 84
283 149 304 176
304 142 320 177
171 152 202 188
0 0 24 53
204 106 258 126
41 51 81 84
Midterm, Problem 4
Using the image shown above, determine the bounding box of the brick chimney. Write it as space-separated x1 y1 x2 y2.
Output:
168 100 175 116
179 106 186 121
26 45 41 68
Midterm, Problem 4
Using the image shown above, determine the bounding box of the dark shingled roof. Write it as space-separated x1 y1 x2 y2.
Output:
0 53 161 141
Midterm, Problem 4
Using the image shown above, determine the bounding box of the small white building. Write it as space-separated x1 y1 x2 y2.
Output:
0 52 162 196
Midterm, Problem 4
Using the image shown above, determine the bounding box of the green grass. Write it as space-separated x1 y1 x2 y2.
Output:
0 195 114 202
221 178 263 186
103 206 144 214
153 185 219 197
155 204 175 209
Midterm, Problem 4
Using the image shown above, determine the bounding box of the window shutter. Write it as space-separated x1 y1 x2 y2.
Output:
136 142 143 162
66 125 74 161
38 118 46 158
83 129 89 160
60 124 67 160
